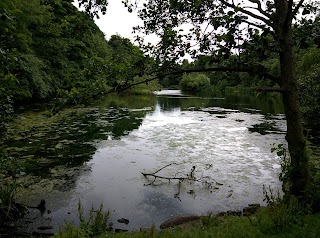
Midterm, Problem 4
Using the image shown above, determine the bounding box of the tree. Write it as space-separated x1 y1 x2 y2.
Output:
115 0 320 199
179 73 210 92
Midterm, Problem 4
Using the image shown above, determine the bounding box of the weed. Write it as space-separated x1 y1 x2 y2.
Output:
261 185 309 233
271 143 291 193
54 201 110 238
0 179 22 222
201 212 221 227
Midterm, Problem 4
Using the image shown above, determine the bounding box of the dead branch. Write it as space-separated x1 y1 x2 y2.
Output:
141 163 223 189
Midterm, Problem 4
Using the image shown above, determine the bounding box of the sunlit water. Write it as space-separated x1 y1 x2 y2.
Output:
44 90 286 231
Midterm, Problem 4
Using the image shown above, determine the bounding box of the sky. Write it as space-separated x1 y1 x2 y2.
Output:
94 1 143 41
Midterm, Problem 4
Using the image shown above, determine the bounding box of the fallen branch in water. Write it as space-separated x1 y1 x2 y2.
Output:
141 163 223 191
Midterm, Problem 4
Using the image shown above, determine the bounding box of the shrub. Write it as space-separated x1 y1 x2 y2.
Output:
179 73 210 92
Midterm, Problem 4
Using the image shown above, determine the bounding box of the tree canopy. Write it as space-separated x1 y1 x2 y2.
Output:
117 0 319 201
0 0 152 130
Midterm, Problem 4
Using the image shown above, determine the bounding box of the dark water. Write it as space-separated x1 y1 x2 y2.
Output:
1 90 287 234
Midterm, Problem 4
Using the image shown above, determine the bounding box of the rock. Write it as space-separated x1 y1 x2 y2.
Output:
37 226 53 230
117 218 129 225
115 228 128 233
32 231 54 236
160 214 200 229
227 210 242 216
243 204 260 215
217 212 227 217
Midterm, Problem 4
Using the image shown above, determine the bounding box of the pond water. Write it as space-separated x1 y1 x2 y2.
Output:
2 90 287 234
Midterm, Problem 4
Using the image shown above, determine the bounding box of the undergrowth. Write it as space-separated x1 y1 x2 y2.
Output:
53 197 320 238
54 201 110 238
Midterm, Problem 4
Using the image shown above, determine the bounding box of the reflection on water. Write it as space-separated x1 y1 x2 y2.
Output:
2 90 287 233
46 90 286 231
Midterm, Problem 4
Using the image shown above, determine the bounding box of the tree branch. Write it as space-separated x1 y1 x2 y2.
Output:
291 0 305 19
242 20 275 37
141 163 223 189
109 65 280 93
246 0 272 19
255 0 272 19
220 0 274 28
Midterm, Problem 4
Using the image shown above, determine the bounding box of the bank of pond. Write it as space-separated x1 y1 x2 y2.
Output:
0 90 319 237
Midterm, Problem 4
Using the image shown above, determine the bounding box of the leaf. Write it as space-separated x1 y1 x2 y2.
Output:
302 9 310 15
277 151 284 156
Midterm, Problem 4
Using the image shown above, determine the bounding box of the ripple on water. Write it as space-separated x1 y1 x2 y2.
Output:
49 105 287 231
12 100 286 233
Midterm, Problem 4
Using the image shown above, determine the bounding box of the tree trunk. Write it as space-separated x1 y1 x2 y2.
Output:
278 22 309 197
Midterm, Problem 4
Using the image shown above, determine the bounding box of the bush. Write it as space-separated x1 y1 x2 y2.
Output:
179 73 210 92
299 65 320 127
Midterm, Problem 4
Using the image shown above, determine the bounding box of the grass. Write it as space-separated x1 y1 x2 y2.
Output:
101 213 320 238
54 201 110 238
96 211 320 238
53 205 320 238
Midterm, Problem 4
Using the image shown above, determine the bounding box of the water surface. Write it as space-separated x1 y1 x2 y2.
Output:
2 90 286 233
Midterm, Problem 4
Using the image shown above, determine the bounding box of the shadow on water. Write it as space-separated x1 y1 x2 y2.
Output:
1 94 156 177
156 89 284 115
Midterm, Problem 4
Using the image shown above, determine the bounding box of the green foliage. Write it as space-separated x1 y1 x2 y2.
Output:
0 179 17 213
200 212 221 227
0 151 21 222
298 48 320 127
54 201 110 238
298 48 320 72
78 201 110 236
299 66 320 127
179 73 210 92
127 75 161 95
0 0 153 122
96 211 320 238
0 149 23 177
260 186 311 234
0 143 25 224
215 78 229 91
271 144 291 191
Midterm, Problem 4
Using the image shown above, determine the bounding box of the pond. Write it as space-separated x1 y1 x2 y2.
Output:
1 90 287 234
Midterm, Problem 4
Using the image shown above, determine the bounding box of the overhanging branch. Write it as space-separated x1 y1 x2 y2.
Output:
220 0 274 28
255 0 272 19
110 65 280 93
246 1 272 19
242 20 275 37
291 0 305 20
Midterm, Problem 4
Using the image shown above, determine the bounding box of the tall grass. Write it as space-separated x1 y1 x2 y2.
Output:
54 201 110 238
0 179 19 221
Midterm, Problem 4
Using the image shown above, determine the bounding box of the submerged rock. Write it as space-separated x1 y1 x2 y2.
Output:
227 210 242 216
160 214 199 229
117 218 129 225
243 204 260 215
